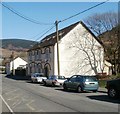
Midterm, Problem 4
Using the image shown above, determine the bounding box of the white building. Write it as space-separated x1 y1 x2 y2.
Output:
27 21 105 78
104 60 112 75
6 57 27 75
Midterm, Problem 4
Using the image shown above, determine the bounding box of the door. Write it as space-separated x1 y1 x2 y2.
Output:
67 75 77 89
44 67 49 79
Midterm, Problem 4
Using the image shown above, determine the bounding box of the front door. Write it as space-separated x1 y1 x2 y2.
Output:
44 67 49 79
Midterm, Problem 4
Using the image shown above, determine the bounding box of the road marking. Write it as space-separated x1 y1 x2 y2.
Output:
0 94 15 114
8 94 21 101
12 99 22 108
26 100 35 111
4 89 18 95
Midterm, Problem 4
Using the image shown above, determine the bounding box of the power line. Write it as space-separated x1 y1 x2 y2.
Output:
1 2 54 25
31 26 55 40
59 0 110 23
33 24 55 42
35 25 55 42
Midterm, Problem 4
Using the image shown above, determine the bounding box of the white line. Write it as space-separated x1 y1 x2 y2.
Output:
4 89 18 95
26 100 35 111
0 94 15 114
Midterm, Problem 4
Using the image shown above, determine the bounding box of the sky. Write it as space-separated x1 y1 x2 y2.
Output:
1 1 119 42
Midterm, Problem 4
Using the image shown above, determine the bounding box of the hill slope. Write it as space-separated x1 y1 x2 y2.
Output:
0 39 37 50
0 39 38 59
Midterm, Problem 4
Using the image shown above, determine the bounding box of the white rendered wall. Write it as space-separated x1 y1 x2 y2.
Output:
10 57 27 71
54 23 104 77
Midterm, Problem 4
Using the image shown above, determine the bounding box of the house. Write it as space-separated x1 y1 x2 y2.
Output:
0 57 5 73
104 60 112 75
6 57 27 75
27 21 105 78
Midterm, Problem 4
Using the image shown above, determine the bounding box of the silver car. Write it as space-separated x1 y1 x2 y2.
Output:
43 75 66 86
31 73 47 83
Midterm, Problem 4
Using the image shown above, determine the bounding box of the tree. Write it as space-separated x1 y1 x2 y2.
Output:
65 29 104 76
85 12 118 35
84 12 119 74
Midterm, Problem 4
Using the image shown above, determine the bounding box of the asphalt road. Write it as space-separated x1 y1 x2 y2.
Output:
1 74 120 113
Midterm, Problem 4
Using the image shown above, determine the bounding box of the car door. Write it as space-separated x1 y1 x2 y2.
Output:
75 76 83 89
33 74 36 81
47 76 52 85
67 76 77 89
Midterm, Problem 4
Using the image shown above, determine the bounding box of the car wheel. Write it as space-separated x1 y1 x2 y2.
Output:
52 82 55 87
63 84 68 91
77 86 82 93
32 80 35 83
44 81 46 86
108 87 118 99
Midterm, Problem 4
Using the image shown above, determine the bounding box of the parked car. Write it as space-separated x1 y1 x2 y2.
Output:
43 75 66 86
63 75 99 93
106 78 120 99
31 73 47 83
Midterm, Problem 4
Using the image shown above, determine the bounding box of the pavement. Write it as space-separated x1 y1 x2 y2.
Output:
98 87 107 93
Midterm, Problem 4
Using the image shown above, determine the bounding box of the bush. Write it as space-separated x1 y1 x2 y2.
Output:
116 73 120 79
98 73 120 88
99 80 107 88
108 73 120 80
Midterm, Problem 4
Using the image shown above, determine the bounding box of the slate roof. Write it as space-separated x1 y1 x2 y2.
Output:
28 21 103 51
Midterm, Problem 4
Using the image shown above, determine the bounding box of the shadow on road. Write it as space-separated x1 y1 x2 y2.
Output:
26 81 41 84
40 84 62 88
5 75 30 81
87 95 120 104
55 88 91 94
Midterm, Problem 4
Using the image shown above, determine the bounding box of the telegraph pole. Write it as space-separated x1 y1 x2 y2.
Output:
55 20 60 75
11 51 15 75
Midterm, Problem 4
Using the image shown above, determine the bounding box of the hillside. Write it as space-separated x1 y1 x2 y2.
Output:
0 48 20 58
0 39 37 50
0 39 38 59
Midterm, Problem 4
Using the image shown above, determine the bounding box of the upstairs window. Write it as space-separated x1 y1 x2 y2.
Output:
45 48 50 59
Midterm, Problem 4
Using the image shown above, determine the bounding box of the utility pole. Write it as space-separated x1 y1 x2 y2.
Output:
55 20 60 75
11 51 15 75
118 21 120 73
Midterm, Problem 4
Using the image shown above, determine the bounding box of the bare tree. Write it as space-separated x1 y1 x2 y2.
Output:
85 12 118 35
84 12 119 74
65 30 104 76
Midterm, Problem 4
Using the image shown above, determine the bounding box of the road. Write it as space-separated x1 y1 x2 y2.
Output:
1 74 120 113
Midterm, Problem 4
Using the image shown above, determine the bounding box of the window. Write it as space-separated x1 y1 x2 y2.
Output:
36 50 39 60
29 52 32 60
32 51 34 56
38 50 41 60
76 76 82 82
37 50 39 55
45 48 50 59
84 76 97 82
69 76 77 82
35 51 37 60
58 76 65 79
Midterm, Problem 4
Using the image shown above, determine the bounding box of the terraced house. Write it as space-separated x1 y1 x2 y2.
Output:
27 21 105 78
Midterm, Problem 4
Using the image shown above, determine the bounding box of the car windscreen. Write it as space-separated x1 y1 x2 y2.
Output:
58 76 65 79
36 74 45 77
84 76 98 82
48 75 56 79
